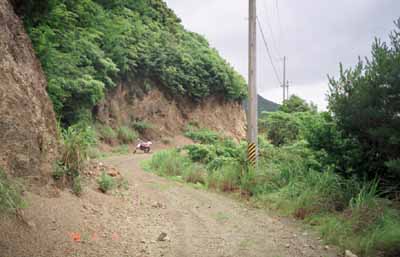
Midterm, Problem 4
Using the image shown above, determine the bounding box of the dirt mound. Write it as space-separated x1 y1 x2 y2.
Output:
96 82 246 140
0 0 58 183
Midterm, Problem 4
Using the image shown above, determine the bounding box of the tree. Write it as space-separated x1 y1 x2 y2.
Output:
328 19 400 185
280 95 316 113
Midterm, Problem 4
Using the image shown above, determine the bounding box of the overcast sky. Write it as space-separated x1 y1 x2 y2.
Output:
164 0 400 109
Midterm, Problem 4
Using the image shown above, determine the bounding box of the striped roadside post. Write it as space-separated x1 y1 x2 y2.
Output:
247 142 257 167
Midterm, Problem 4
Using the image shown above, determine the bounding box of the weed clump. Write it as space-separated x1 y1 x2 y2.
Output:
131 121 152 134
96 124 117 144
98 172 115 193
0 169 26 213
117 126 138 144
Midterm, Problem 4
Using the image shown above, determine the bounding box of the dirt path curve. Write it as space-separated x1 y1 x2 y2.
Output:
0 151 340 257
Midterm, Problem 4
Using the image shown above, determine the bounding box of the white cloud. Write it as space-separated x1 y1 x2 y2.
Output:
165 0 400 107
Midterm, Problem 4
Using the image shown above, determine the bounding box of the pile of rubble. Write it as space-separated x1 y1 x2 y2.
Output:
83 161 121 178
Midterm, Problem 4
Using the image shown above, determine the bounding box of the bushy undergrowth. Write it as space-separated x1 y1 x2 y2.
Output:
184 126 221 144
147 131 400 256
0 169 26 213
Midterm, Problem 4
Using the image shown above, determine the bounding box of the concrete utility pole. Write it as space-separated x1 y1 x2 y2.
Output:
282 56 286 101
247 0 258 166
286 80 289 99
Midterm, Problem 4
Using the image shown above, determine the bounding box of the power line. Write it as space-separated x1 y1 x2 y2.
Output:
256 16 282 86
261 0 281 59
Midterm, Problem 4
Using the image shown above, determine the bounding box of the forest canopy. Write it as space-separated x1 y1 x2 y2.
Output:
21 0 247 124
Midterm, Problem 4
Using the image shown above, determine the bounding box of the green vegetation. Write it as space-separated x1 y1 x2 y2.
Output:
22 0 246 125
56 123 97 195
116 126 138 144
61 124 97 175
96 124 118 144
148 109 400 255
131 120 153 134
328 20 400 185
184 126 221 144
97 172 115 193
0 169 26 213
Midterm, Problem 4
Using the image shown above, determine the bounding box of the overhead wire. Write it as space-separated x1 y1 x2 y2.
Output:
256 16 282 86
261 0 282 60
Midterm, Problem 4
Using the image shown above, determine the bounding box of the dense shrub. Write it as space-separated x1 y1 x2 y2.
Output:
184 127 221 144
263 111 300 146
184 144 216 163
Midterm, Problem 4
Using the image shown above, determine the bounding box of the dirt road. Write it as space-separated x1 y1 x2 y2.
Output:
0 152 340 257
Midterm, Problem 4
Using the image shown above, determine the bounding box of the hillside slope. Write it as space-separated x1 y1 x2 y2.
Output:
21 0 247 130
0 0 58 183
258 95 280 114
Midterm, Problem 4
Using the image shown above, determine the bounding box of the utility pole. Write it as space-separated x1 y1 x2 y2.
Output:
286 80 289 99
247 0 258 166
282 56 286 102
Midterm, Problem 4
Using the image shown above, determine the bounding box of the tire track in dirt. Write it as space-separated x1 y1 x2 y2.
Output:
104 153 341 257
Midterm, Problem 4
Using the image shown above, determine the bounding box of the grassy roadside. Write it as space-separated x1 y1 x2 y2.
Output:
142 129 400 257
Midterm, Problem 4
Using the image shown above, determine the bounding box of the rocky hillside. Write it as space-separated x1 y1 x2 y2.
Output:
0 0 57 182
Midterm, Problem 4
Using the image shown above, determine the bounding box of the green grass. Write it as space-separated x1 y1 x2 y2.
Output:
117 126 138 144
111 144 130 155
0 169 26 213
96 124 117 144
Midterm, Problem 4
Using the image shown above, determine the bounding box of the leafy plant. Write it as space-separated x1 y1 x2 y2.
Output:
61 124 96 176
98 172 115 193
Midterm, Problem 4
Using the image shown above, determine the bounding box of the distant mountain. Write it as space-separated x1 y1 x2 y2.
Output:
258 95 280 115
243 95 280 116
